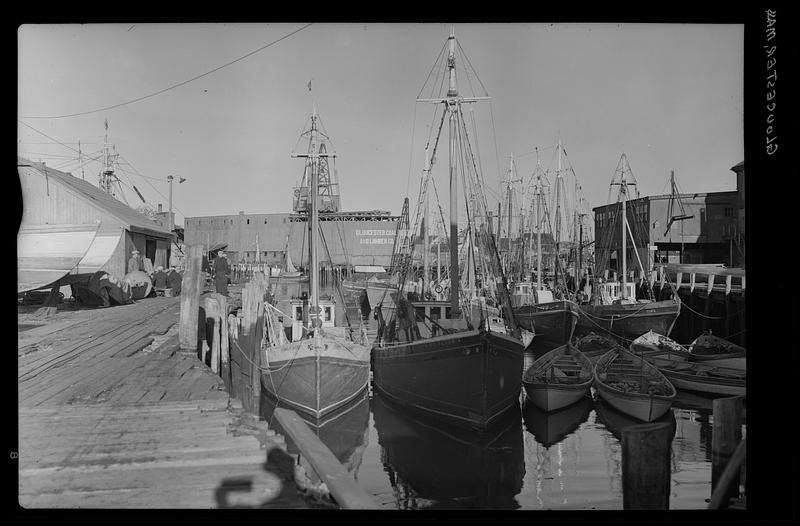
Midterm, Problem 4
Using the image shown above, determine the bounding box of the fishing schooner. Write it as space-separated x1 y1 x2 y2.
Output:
260 104 370 423
573 154 681 343
372 29 525 431
511 142 579 353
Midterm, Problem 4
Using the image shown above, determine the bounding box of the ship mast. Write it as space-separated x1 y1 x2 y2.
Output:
292 105 332 346
422 146 431 298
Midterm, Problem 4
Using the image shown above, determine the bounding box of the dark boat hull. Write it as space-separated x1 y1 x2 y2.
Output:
514 300 579 351
372 329 524 430
574 299 681 343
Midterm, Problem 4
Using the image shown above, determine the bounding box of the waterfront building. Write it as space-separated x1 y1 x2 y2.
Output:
17 157 174 292
593 162 744 274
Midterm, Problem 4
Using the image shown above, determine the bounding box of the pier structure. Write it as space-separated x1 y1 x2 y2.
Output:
651 263 745 346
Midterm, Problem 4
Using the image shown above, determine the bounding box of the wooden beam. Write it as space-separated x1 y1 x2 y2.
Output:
272 408 380 509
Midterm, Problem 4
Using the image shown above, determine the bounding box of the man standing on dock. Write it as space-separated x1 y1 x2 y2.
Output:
214 252 230 295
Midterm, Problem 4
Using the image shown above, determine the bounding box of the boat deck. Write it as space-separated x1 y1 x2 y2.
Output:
18 296 310 508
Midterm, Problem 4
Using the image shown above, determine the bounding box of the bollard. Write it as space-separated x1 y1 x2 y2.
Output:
179 245 204 352
712 396 743 504
621 422 673 510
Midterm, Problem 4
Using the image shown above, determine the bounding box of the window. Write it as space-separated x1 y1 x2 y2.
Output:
295 307 303 321
324 307 332 322
247 219 250 225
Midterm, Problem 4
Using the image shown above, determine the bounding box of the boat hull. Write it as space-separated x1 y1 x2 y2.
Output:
593 348 676 423
574 299 681 343
523 381 592 413
593 381 674 422
657 365 746 397
514 301 579 351
372 330 524 430
522 344 593 412
261 337 370 421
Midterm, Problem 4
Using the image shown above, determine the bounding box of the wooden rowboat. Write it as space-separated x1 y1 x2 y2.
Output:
688 331 746 371
593 346 676 422
573 332 624 364
655 360 746 397
523 344 593 412
630 330 692 368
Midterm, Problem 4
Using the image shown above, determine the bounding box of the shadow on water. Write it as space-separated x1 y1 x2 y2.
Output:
371 391 525 509
522 395 594 448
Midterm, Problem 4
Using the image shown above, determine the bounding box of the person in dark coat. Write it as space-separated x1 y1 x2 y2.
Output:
167 267 182 296
359 289 372 320
153 266 168 289
214 252 230 295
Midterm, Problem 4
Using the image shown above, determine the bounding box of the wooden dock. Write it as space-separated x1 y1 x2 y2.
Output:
17 297 312 508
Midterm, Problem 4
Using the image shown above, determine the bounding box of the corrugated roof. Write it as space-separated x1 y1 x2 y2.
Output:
18 157 173 240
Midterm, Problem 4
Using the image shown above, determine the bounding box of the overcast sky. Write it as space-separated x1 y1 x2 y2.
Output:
18 23 743 228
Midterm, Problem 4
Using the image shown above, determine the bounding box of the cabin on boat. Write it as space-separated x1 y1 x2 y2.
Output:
17 157 175 294
289 295 336 342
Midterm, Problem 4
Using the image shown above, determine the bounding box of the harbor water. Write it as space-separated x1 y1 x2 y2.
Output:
262 277 746 510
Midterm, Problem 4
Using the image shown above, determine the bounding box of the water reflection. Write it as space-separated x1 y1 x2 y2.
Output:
371 391 525 509
522 396 593 448
594 399 677 443
260 389 370 474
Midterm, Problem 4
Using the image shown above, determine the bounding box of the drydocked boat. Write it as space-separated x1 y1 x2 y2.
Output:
523 344 593 412
688 331 746 370
261 104 370 422
593 346 676 422
372 30 524 431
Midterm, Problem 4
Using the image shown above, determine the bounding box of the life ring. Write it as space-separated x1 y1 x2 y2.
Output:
434 284 443 293
294 188 301 197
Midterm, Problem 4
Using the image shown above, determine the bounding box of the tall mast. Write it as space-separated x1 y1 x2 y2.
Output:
535 149 543 291
620 157 628 299
423 146 431 298
446 29 460 317
536 177 543 292
292 105 332 345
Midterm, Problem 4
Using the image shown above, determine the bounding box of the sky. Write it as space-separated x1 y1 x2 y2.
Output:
17 22 744 230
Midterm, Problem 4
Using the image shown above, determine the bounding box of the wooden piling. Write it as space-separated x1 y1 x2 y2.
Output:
204 295 221 374
712 396 743 505
238 279 268 416
218 295 230 388
621 422 672 510
179 245 204 352
708 438 746 509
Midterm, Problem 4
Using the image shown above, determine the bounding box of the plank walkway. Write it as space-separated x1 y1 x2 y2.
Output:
17 296 312 509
